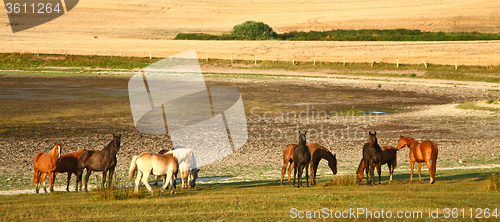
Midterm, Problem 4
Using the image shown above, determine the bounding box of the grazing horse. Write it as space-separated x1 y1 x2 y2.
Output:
128 151 179 195
357 145 397 184
173 148 199 189
397 135 438 184
76 134 121 192
362 131 383 185
32 142 62 193
52 147 89 192
281 143 337 186
292 131 311 188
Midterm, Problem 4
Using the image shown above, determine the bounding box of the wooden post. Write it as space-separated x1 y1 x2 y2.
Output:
255 55 257 65
292 56 295 65
231 55 233 65
423 59 427 68
343 58 345 66
371 59 373 67
397 59 399 68
206 53 208 62
149 52 152 60
36 49 39 57
455 60 457 69
313 57 316 66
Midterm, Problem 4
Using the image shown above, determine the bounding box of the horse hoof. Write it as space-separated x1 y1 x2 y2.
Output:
171 190 176 195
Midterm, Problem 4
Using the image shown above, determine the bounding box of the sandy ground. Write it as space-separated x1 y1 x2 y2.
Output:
1 0 500 65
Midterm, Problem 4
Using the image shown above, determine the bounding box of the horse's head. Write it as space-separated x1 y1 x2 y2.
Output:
53 142 63 160
356 160 365 183
298 131 307 145
112 134 121 151
329 153 337 175
397 135 411 150
368 131 377 145
189 169 199 189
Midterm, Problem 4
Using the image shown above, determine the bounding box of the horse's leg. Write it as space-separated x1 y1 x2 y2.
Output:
368 161 373 185
66 173 71 192
34 169 40 194
310 161 315 185
48 171 55 193
84 170 92 192
377 162 382 185
417 162 422 184
409 161 414 183
141 171 154 196
41 172 48 193
306 164 309 187
153 176 159 188
101 170 107 190
280 159 289 186
388 163 393 183
288 161 294 186
293 163 297 187
108 168 115 190
424 159 433 184
134 170 143 193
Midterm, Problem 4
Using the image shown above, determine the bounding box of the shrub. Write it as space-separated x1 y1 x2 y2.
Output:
489 173 500 192
230 21 277 40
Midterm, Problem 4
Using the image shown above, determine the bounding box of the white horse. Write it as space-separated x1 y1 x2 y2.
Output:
128 151 178 195
173 148 199 189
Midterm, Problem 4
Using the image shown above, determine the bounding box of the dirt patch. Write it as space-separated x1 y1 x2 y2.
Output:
1 70 500 191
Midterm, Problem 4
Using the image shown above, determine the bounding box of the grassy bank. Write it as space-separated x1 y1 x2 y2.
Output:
0 167 499 221
2 53 500 84
175 29 500 41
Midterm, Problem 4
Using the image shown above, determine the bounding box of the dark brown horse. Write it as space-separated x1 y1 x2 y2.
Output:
281 143 337 185
357 145 397 184
76 134 121 192
311 146 337 185
32 142 62 193
292 131 311 188
362 131 383 185
52 147 89 192
397 135 438 184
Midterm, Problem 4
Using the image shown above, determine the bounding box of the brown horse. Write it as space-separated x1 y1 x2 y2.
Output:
293 131 311 188
397 135 438 184
128 151 179 195
52 147 89 192
362 131 383 185
357 145 397 184
32 142 62 193
76 134 121 192
281 142 337 185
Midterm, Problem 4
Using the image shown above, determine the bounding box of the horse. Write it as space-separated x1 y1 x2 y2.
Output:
292 131 311 188
362 131 383 185
173 148 199 189
357 145 397 184
76 134 121 192
152 149 177 189
397 135 438 184
128 151 179 195
281 143 337 186
52 147 89 192
32 142 62 193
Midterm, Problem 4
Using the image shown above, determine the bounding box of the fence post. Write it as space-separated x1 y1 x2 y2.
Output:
314 57 316 66
255 55 257 65
343 58 345 66
149 52 152 60
455 60 457 69
423 60 427 68
292 56 295 65
206 53 208 62
397 59 399 68
231 55 233 65
371 59 374 67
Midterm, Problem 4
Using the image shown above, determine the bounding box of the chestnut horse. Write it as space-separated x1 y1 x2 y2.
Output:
76 134 121 192
397 135 438 184
52 147 89 192
32 142 62 193
293 131 311 188
362 131 383 185
357 145 397 184
128 151 179 195
281 143 337 186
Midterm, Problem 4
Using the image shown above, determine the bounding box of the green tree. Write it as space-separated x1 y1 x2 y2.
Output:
231 21 277 40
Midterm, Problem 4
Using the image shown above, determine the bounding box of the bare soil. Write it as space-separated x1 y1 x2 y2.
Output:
1 68 500 187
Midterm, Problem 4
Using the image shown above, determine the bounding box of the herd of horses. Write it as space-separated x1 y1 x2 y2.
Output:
32 134 198 195
281 131 439 187
31 130 438 194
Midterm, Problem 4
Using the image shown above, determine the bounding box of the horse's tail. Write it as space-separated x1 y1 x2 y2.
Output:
431 143 438 182
32 168 37 185
128 156 139 181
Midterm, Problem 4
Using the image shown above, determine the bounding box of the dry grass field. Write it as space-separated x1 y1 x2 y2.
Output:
1 0 500 65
